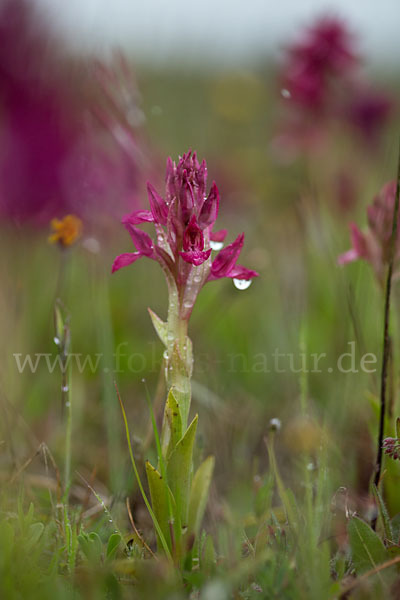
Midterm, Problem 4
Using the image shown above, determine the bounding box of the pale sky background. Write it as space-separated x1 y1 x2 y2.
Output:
33 0 400 69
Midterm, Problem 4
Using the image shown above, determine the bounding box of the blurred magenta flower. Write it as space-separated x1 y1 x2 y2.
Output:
281 17 357 113
112 151 258 316
276 15 394 158
338 181 399 281
0 0 145 226
344 87 393 142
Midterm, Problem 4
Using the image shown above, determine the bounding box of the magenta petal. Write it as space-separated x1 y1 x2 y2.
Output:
199 182 219 228
124 223 154 256
209 233 244 279
227 265 259 280
183 214 204 252
210 229 228 242
337 249 359 265
122 210 154 225
147 182 168 225
349 223 368 258
111 252 142 273
180 249 212 266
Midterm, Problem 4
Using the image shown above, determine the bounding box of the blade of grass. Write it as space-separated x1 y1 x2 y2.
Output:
115 382 172 561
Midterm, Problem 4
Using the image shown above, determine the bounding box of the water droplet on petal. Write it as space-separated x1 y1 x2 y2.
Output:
281 88 291 99
210 240 223 251
233 278 252 290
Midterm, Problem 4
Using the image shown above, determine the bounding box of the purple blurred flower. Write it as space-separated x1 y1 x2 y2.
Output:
0 0 144 226
276 16 394 159
281 17 358 113
112 151 258 314
338 181 399 281
344 87 393 141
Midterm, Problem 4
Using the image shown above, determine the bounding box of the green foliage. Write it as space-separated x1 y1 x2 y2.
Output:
188 456 215 539
348 516 388 574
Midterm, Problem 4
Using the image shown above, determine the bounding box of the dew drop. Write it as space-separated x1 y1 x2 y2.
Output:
233 278 252 291
281 88 291 99
61 384 69 392
183 301 192 309
210 240 223 251
53 336 60 346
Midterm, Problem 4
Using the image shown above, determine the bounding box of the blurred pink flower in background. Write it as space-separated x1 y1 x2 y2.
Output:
282 16 358 112
274 15 394 158
344 87 393 142
0 0 147 227
338 181 399 282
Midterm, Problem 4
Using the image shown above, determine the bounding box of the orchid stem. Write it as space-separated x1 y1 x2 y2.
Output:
373 139 400 499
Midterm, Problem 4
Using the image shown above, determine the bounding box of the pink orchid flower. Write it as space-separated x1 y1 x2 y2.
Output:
112 151 258 315
338 181 400 282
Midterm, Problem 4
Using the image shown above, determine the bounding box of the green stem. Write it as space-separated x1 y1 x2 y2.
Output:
64 370 72 499
374 140 400 493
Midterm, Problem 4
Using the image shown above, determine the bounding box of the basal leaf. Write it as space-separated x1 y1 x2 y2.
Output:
167 414 198 530
188 455 215 539
106 533 122 560
348 516 388 574
145 460 171 553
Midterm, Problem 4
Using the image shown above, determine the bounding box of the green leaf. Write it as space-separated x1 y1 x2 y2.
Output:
148 308 168 346
167 414 198 529
78 531 103 564
26 522 44 551
188 455 215 539
161 388 183 460
0 521 14 563
145 460 171 553
391 513 400 542
348 516 388 574
201 534 216 574
106 533 122 561
372 484 394 543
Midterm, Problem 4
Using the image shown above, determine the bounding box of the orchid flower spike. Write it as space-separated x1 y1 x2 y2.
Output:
112 150 259 318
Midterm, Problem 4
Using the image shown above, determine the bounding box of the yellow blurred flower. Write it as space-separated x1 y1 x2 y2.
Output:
48 215 82 248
